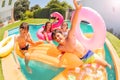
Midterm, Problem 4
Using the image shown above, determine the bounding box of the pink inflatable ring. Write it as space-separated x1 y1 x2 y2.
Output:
73 7 106 50
37 28 52 40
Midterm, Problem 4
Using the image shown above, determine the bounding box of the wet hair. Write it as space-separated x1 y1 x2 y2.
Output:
19 22 29 31
44 21 52 32
51 29 63 40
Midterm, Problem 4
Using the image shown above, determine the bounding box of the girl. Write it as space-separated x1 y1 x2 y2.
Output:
42 21 52 43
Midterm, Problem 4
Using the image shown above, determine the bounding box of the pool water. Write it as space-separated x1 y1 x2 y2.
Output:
9 24 64 80
8 21 115 80
104 44 116 80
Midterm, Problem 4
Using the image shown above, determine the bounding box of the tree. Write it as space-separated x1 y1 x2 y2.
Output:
60 1 72 9
25 10 33 18
14 0 30 20
30 4 41 11
44 0 73 18
45 0 61 8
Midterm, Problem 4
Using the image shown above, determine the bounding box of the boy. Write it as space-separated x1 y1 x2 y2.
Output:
14 22 43 73
52 0 111 69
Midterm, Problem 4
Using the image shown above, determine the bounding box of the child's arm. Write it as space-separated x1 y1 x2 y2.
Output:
68 0 82 38
43 32 50 43
27 33 36 45
27 33 43 46
35 40 44 45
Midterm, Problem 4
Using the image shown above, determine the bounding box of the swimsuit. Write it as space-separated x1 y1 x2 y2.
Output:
21 44 29 50
80 50 95 63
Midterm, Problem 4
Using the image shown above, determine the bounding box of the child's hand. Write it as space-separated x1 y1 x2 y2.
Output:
73 0 82 10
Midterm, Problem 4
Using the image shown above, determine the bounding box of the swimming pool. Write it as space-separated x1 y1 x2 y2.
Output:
8 21 116 80
9 24 64 80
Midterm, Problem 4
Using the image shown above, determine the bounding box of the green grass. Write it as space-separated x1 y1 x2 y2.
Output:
106 32 120 57
0 60 4 80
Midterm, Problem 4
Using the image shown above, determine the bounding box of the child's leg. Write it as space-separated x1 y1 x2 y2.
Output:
25 53 32 73
94 54 111 69
12 51 20 69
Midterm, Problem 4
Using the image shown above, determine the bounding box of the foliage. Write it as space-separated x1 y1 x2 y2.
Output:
46 0 61 7
50 8 66 18
24 10 33 19
0 19 3 23
2 0 5 7
14 0 30 20
38 8 50 18
30 4 41 11
8 0 12 5
20 12 26 20
46 0 72 9
33 0 73 19
33 9 42 18
0 60 4 80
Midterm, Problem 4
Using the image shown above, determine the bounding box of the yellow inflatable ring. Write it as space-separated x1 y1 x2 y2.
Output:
0 35 14 58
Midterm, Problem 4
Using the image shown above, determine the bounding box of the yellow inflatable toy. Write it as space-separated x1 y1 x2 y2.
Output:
0 35 14 58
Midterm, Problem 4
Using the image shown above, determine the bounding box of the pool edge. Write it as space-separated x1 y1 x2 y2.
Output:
105 39 120 80
1 30 26 80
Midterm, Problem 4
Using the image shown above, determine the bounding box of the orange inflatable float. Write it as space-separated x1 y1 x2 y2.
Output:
15 43 83 68
15 35 107 80
52 47 107 80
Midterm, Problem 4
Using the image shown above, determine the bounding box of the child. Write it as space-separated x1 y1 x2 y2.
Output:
14 22 43 73
60 22 69 37
42 21 52 43
51 0 111 69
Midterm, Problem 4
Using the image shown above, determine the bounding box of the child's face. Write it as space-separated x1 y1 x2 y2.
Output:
54 32 65 44
61 22 68 30
46 23 51 30
20 28 28 35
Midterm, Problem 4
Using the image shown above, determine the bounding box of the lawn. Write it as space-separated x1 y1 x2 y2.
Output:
106 32 120 57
